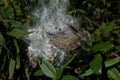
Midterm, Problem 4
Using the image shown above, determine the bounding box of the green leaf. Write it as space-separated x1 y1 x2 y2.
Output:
11 22 22 28
40 60 56 79
13 39 19 54
56 66 63 79
93 41 114 52
0 33 5 46
62 75 79 80
79 68 94 77
0 56 6 71
9 59 15 79
107 68 120 80
7 29 30 39
105 57 120 67
89 54 102 74
16 57 20 69
25 67 30 80
100 22 115 32
34 69 44 76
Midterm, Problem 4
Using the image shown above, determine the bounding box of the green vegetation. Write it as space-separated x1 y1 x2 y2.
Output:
0 0 120 80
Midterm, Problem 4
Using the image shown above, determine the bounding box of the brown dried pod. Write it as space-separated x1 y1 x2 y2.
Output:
46 32 81 51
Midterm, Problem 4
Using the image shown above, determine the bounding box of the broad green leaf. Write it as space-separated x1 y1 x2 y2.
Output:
105 57 120 67
11 22 22 28
62 75 79 80
16 57 20 69
13 39 19 54
0 33 5 46
89 54 102 74
25 67 30 80
100 22 115 32
9 59 15 79
34 69 44 76
7 29 30 39
0 56 6 71
79 68 93 77
56 66 63 79
107 68 120 80
40 60 56 79
93 41 114 52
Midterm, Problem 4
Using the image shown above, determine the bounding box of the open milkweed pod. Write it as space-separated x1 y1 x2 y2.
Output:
24 0 88 67
26 26 85 67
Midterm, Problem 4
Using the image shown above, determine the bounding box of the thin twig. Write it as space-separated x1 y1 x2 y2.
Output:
84 16 101 27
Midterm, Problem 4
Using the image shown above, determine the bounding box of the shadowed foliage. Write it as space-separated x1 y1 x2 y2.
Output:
0 0 120 80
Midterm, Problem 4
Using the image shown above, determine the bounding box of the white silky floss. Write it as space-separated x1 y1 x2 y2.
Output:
25 0 82 66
